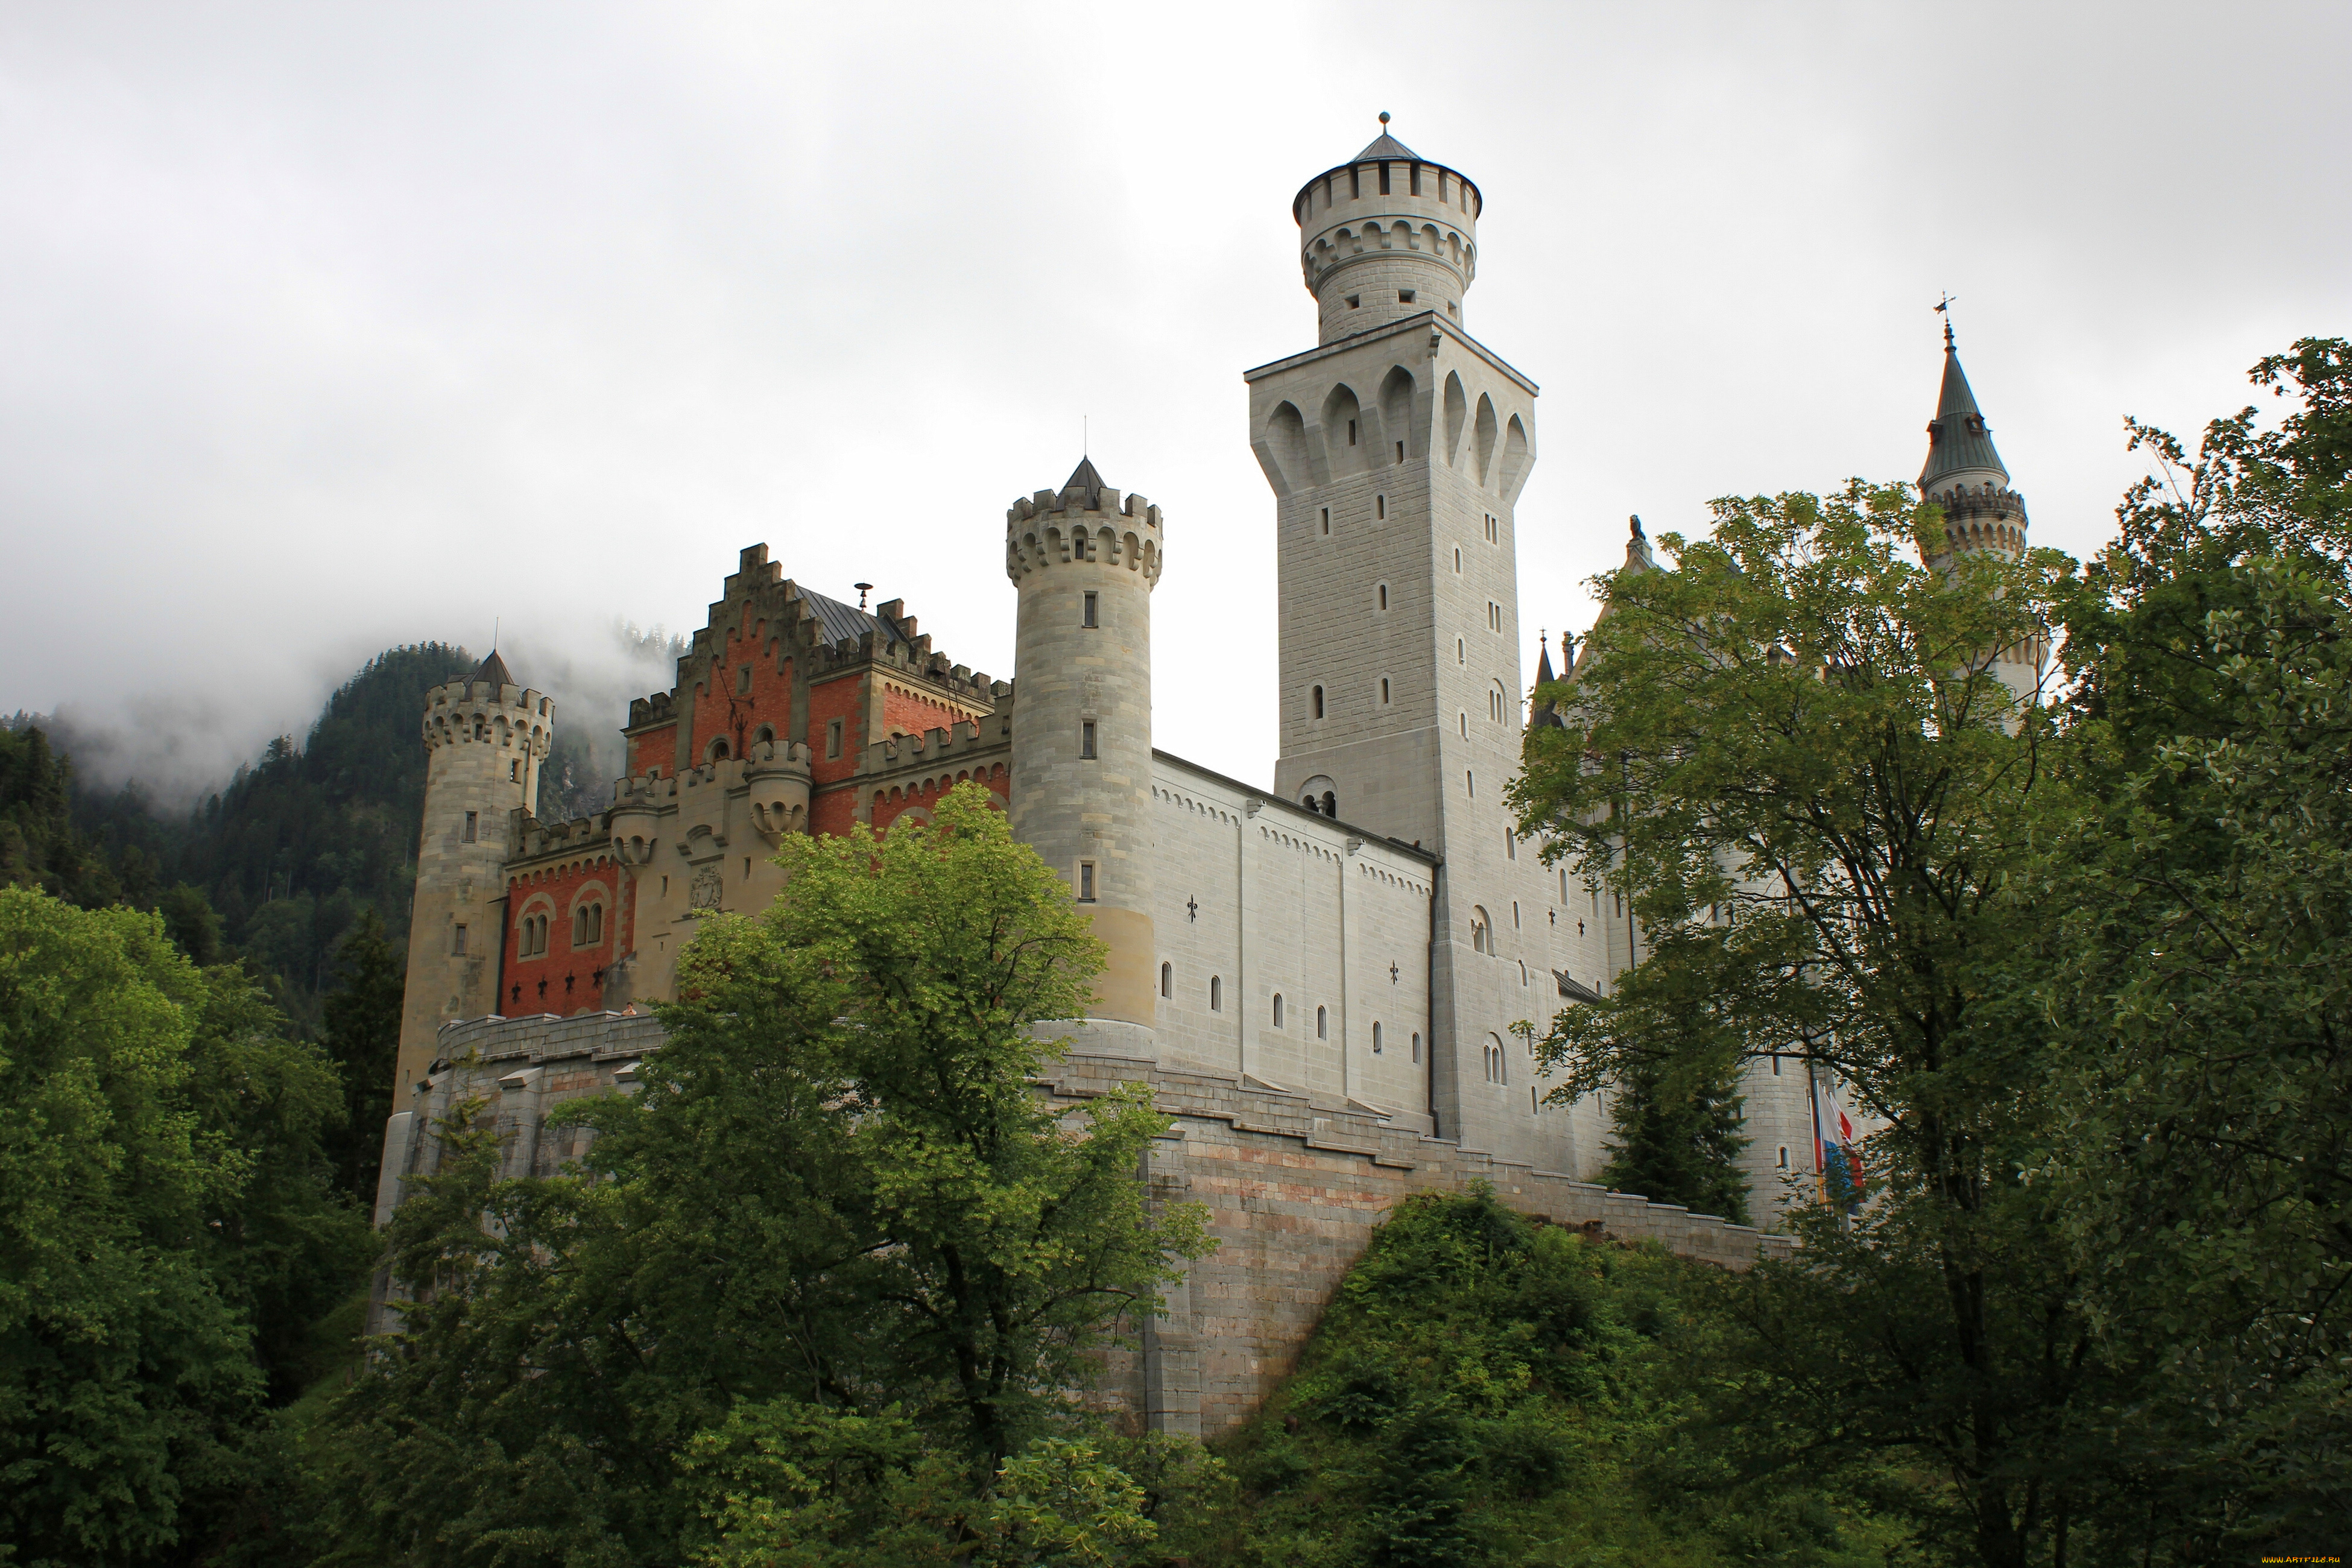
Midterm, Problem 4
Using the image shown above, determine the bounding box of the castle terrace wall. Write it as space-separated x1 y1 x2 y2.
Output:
375 1011 1792 1438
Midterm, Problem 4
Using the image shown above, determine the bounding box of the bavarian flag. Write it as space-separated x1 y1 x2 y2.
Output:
1815 1075 1864 1210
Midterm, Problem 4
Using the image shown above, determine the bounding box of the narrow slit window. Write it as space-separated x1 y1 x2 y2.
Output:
1412 1031 1422 1063
1380 677 1391 703
738 664 752 694
1377 584 1388 610
1317 1005 1328 1039
1080 721 1097 759
454 923 468 956
1373 1022 1383 1054
1078 861 1095 900
827 719 843 759
1376 494 1385 520
1454 547 1462 572
1311 685 1324 719
1777 1145 1791 1169
1467 770 1475 798
1320 507 1330 534
1348 419 1358 445
1160 961 1172 998
462 811 478 843
1082 590 1098 628
1210 975 1222 1011
1273 993 1285 1027
1457 637 1465 664
1396 440 1405 462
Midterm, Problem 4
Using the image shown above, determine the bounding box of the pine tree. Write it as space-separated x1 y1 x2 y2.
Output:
319 905 404 1205
1599 1058 1750 1226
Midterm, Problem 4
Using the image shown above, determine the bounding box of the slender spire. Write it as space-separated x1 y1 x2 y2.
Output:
1919 321 2009 492
1530 631 1564 729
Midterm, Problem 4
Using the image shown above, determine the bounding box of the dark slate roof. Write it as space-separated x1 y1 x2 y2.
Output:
1063 456 1108 508
798 587 907 649
1353 130 1419 161
1918 347 2009 490
1530 639 1565 729
469 650 514 690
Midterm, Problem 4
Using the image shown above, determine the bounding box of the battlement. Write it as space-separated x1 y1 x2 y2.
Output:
803 624 996 704
1005 487 1166 587
510 809 613 867
858 717 1005 776
423 678 552 754
1923 482 2030 563
624 692 677 734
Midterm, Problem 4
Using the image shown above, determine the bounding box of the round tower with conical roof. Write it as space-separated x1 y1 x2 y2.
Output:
1005 459 1165 1052
1294 120 1482 345
393 650 552 1096
1918 323 2030 571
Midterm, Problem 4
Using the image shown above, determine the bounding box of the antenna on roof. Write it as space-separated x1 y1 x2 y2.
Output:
1935 291 1958 350
855 582 873 611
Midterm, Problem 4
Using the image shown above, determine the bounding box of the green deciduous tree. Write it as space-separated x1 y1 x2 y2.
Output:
1508 482 2093 1564
0 887 369 1566
305 783 1209 1566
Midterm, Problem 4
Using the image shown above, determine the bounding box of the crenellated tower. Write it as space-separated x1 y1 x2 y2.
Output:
1005 458 1165 1054
1293 115 1482 345
1918 322 2030 569
394 650 551 1096
1247 124 1585 1165
1917 326 2045 701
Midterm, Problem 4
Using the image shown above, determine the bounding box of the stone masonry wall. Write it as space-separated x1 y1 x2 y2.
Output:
374 1013 1792 1438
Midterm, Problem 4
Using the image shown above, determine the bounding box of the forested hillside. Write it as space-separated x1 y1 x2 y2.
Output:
10 643 468 1027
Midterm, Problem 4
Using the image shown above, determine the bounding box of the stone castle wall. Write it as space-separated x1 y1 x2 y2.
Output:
374 1012 1792 1438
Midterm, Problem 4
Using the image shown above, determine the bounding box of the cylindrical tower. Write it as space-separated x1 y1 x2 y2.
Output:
1005 458 1164 1051
1294 118 1481 344
393 650 552 1097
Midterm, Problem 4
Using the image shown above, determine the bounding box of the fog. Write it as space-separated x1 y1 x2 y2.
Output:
3 2 2345 803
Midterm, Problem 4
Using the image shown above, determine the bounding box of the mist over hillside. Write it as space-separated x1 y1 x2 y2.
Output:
4 619 688 1029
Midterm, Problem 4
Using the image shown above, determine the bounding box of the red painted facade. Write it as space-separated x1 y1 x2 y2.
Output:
504 855 620 1016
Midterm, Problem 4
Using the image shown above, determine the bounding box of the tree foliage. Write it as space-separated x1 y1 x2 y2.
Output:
303 783 1210 1566
0 887 369 1566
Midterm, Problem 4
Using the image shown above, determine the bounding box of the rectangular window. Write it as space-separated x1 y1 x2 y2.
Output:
462 811 478 842
1349 166 1360 198
1399 289 1415 305
1777 1145 1791 1169
1377 161 1390 195
454 923 468 956
827 719 843 759
1412 1031 1422 1063
1408 163 1420 195
1347 419 1358 445
1083 590 1098 627
1395 440 1405 462
738 664 752 694
1467 770 1475 798
1078 861 1096 900
1380 677 1391 703
1320 507 1329 534
1376 494 1385 519
1080 721 1097 759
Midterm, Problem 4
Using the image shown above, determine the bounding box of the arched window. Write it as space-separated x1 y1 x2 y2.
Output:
573 906 589 946
1160 961 1172 999
1470 906 1491 954
1412 1031 1421 1063
1316 1005 1328 1040
1372 1022 1383 1054
1209 975 1222 1012
1380 677 1391 704
1272 993 1285 1028
1377 583 1388 610
1321 791 1336 818
1311 685 1325 719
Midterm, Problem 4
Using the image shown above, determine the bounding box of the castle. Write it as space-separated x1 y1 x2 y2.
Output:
375 126 2029 1434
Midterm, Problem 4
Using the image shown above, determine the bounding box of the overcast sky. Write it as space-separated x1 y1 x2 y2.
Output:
4 2 2346 801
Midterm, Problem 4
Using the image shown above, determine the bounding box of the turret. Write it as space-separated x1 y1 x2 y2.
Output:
393 650 552 1096
1293 115 1481 344
1918 323 2029 571
1005 458 1164 1051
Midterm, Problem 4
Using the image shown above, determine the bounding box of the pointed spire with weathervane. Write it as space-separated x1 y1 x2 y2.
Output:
1916 299 2029 567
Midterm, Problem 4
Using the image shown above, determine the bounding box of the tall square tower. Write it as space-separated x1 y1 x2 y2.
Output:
1247 127 1603 1165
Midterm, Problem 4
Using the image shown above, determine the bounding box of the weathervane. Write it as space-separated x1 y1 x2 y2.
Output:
1935 291 1958 350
